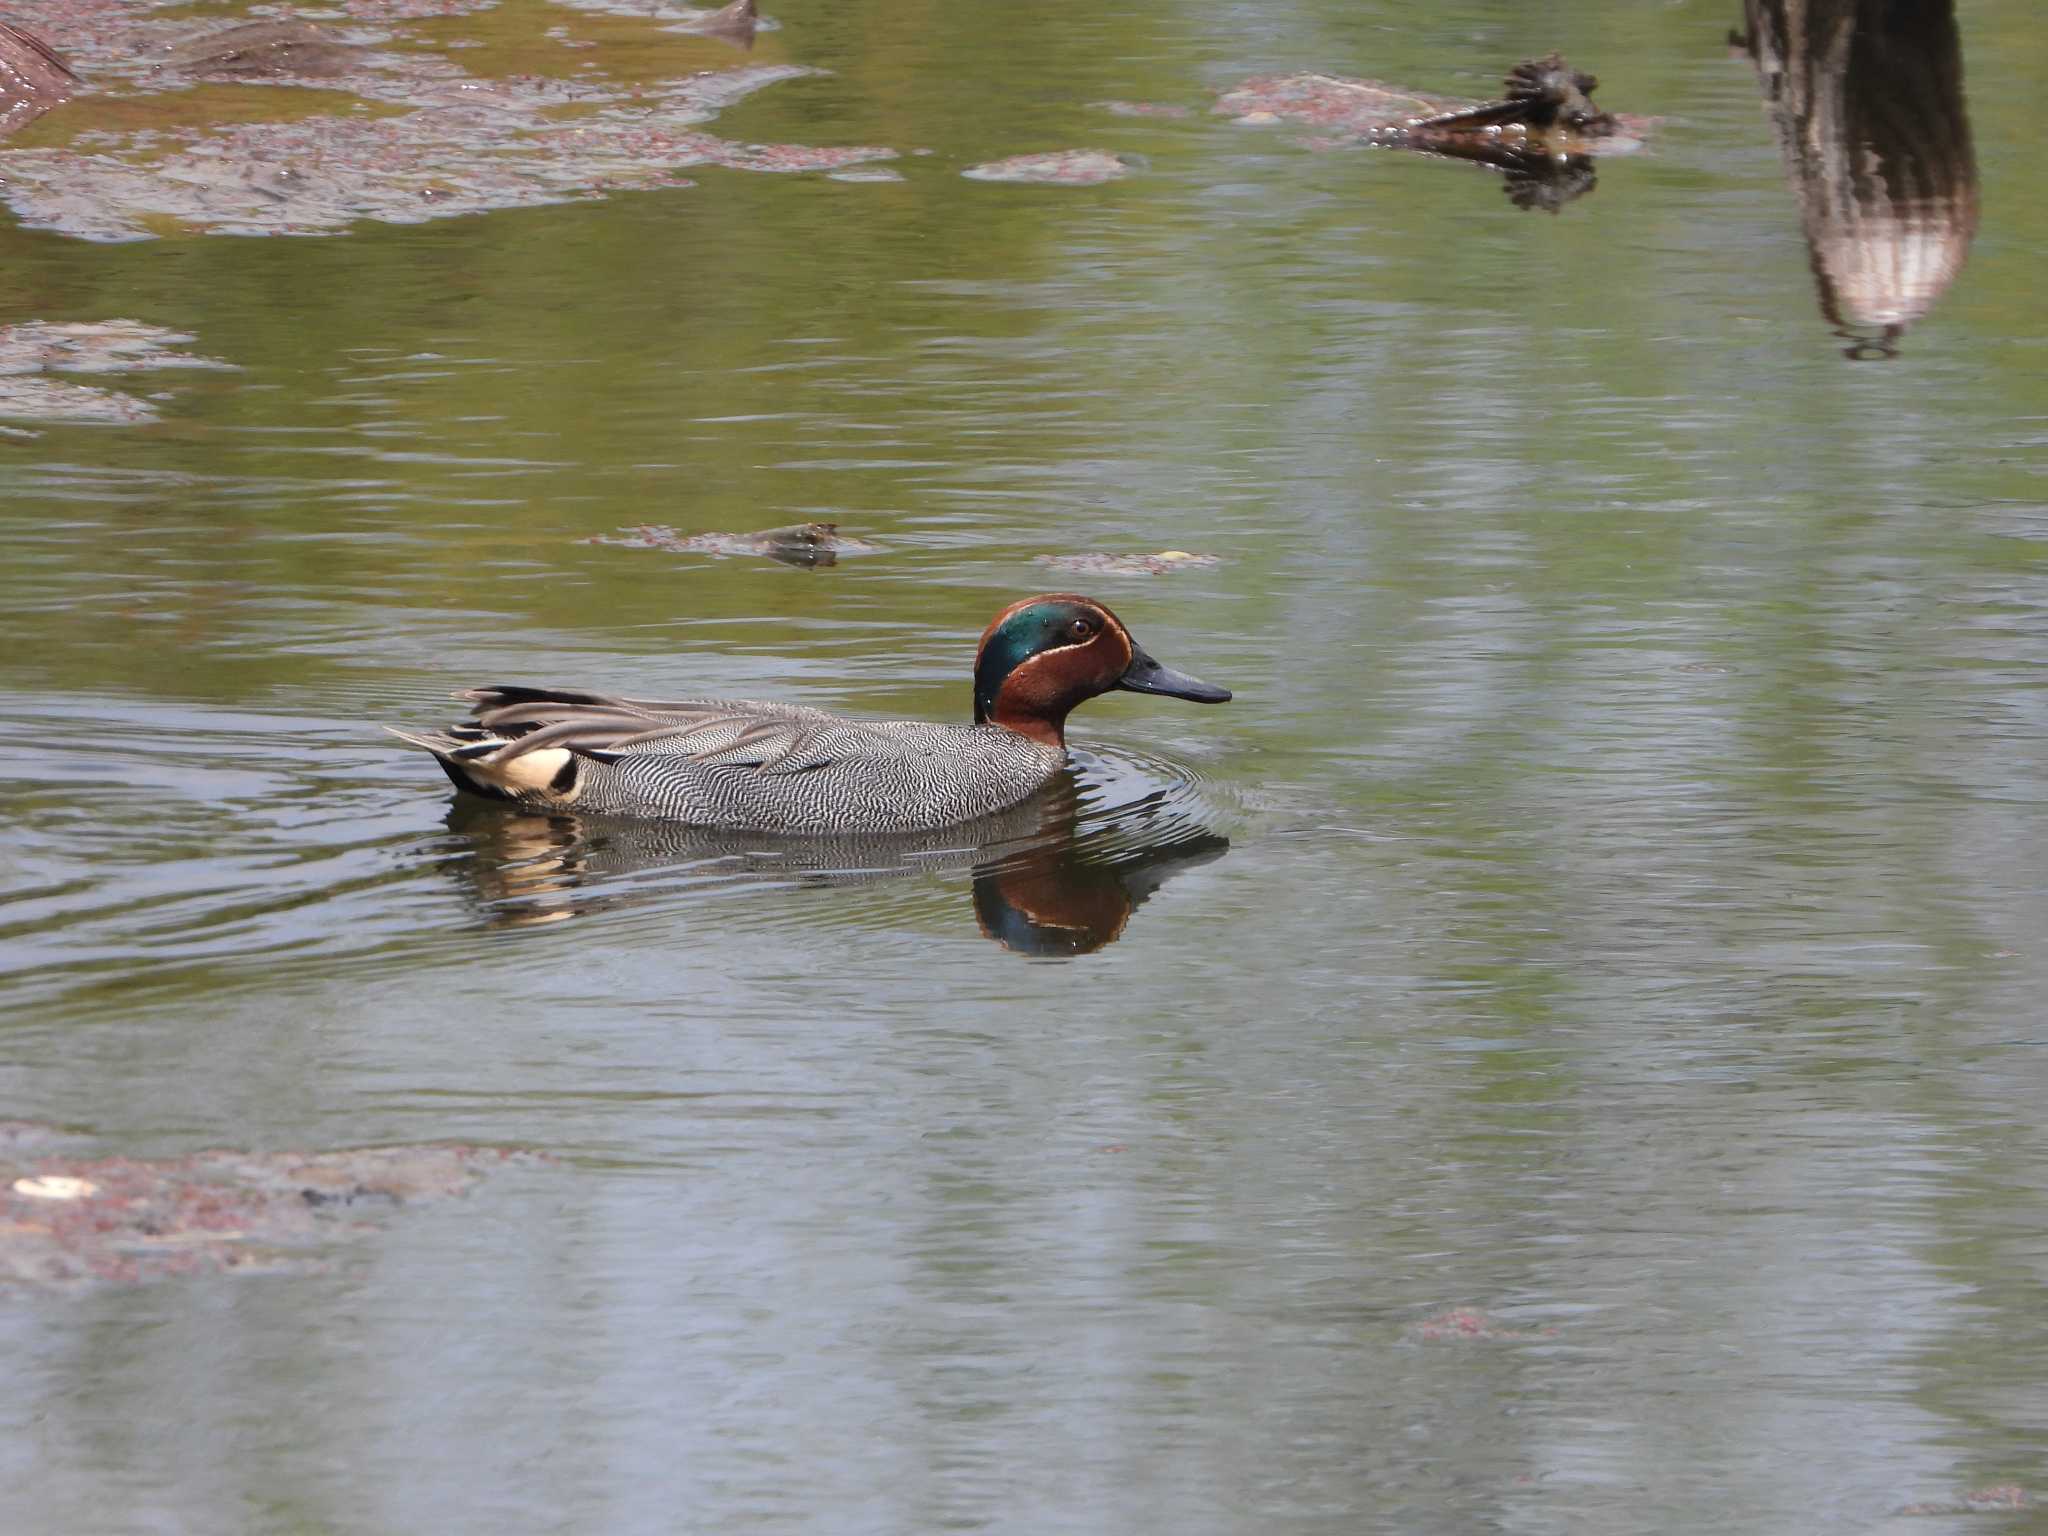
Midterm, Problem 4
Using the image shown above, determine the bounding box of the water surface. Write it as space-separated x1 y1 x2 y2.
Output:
4 1 2048 1530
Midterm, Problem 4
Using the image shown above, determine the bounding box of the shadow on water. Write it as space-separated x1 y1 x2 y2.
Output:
439 749 1229 956
1735 0 1977 358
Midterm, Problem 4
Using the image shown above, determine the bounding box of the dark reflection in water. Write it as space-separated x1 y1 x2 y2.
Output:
440 758 1228 956
1737 0 1977 357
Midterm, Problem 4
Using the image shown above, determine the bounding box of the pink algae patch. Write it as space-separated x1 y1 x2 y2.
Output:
1215 73 1450 135
1411 1307 1558 1342
337 0 501 15
0 319 234 424
0 61 893 239
0 0 894 240
0 19 79 140
962 149 1135 185
0 1134 539 1290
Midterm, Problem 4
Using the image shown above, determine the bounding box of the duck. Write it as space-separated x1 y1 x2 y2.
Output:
386 594 1230 833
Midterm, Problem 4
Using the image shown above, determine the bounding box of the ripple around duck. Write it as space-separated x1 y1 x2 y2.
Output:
0 691 1234 1022
0 693 461 1018
421 741 1232 955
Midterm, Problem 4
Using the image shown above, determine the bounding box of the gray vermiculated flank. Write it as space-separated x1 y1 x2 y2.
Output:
403 689 1070 833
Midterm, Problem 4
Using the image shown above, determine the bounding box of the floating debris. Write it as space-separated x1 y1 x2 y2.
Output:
1216 55 1644 212
1410 1308 1559 1342
827 165 904 183
1216 55 1631 143
0 17 78 140
587 520 879 566
1409 55 1619 134
1091 100 1192 120
962 149 1137 185
0 320 236 424
1035 550 1220 577
0 1137 537 1290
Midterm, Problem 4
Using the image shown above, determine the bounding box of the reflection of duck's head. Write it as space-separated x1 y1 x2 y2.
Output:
970 826 1231 958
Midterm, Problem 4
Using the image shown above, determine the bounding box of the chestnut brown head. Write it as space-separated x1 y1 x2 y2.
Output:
971 594 1230 748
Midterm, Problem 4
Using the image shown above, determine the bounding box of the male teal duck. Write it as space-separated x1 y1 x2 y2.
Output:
387 594 1229 833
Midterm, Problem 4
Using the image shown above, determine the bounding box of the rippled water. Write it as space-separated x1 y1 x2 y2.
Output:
4 0 2048 1530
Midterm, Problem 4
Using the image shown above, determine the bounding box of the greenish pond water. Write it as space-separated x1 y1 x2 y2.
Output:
3 0 2048 1530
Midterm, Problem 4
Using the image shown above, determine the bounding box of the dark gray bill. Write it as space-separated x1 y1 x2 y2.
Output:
1116 645 1232 703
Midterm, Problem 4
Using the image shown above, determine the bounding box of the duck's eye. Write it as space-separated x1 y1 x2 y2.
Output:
1070 618 1095 639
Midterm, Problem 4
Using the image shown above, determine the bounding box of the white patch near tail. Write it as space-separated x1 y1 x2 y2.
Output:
470 746 575 797
385 725 580 802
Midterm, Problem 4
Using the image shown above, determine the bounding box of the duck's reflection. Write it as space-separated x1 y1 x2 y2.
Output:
441 777 1228 956
1735 0 1977 358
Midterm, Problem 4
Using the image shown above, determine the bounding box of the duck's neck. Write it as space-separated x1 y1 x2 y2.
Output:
975 649 1092 751
985 704 1066 751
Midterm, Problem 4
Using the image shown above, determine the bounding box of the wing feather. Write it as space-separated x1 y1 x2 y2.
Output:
445 685 909 777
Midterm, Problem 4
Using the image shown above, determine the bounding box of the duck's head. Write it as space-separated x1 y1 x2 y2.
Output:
972 594 1231 748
